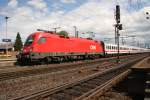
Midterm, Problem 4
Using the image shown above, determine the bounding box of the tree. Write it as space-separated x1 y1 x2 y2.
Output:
57 30 68 37
14 32 23 51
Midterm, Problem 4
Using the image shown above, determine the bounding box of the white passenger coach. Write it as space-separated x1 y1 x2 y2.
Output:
105 43 149 54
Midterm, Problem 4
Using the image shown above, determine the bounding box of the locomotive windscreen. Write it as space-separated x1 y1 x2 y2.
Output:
24 35 34 46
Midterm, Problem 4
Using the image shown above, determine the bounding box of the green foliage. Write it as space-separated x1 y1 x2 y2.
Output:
14 32 23 51
58 30 68 37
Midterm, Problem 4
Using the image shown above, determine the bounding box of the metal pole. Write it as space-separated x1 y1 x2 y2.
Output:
73 26 77 37
117 25 120 63
5 16 9 57
115 25 117 44
121 37 124 45
53 27 60 33
54 28 56 33
76 31 79 38
115 5 121 63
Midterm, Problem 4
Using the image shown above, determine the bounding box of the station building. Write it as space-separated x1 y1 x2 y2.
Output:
0 43 14 54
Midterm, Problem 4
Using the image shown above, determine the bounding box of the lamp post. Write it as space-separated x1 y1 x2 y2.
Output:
5 16 10 57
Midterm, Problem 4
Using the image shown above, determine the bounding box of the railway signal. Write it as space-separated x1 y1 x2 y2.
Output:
146 12 149 19
116 5 120 23
115 5 122 63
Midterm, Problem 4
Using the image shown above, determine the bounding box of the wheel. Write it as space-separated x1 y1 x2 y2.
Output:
45 57 52 63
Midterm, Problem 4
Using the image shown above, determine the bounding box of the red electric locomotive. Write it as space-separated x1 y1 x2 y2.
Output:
17 30 105 64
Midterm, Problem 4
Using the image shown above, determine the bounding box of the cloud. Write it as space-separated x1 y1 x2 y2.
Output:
60 1 115 34
60 0 76 4
27 0 47 12
8 0 18 8
0 0 150 46
52 3 63 11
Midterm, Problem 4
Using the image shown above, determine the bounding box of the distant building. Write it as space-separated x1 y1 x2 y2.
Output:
0 43 14 53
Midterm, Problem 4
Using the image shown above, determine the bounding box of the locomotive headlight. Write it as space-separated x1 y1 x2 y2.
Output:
29 47 33 52
23 49 26 53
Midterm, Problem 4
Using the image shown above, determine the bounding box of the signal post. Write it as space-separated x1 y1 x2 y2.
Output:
115 5 122 63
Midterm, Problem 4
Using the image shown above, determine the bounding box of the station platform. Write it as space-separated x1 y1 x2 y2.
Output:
131 56 150 71
130 56 150 100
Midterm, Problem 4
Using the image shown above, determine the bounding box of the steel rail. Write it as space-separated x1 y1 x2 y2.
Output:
0 58 16 62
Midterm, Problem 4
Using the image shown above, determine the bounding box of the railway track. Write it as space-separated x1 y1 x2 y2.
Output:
13 55 144 100
0 59 16 69
0 55 142 81
0 58 16 62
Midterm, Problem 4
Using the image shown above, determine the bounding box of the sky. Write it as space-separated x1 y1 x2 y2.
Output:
0 0 150 47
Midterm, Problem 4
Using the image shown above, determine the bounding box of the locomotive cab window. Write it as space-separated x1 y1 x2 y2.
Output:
38 37 46 44
24 35 34 46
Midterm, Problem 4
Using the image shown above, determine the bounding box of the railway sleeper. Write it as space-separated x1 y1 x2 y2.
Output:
72 86 83 92
83 83 98 89
63 89 82 97
50 89 80 99
86 81 100 86
78 86 92 93
50 93 69 100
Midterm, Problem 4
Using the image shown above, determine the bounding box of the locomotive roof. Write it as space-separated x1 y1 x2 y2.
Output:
32 31 101 43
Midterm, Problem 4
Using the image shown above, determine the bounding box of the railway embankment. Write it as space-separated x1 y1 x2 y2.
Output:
102 56 150 100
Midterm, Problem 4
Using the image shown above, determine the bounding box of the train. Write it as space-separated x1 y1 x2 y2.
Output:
105 43 149 54
16 30 149 64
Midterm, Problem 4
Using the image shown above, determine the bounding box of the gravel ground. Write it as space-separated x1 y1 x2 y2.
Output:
0 61 114 100
98 89 132 100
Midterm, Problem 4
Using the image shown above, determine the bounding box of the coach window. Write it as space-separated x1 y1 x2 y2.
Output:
38 37 46 44
106 46 108 49
107 46 109 49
